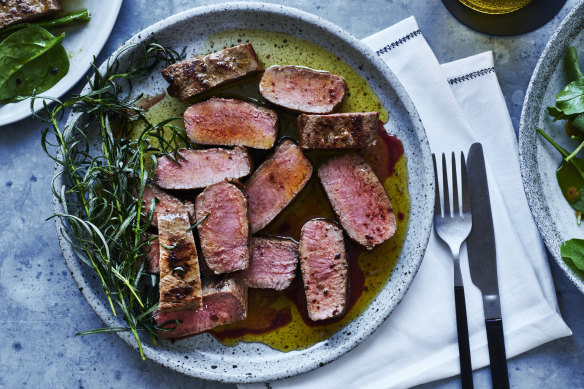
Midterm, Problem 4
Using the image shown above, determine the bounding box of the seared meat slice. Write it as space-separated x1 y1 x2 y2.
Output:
246 140 313 233
157 212 203 313
299 220 348 321
140 183 194 226
0 0 62 29
259 65 347 114
184 98 278 149
155 275 248 338
196 181 250 274
319 154 396 249
298 112 379 149
241 237 298 290
161 43 263 100
155 147 251 190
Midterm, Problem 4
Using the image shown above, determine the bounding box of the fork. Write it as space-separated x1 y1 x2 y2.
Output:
433 152 474 389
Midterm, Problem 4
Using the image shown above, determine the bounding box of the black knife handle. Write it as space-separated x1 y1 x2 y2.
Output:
486 318 510 389
454 286 473 389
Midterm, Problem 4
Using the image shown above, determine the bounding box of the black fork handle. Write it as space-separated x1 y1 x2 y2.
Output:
454 286 473 389
486 318 510 389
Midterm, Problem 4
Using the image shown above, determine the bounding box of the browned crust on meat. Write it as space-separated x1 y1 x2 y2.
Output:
158 212 202 313
297 112 379 149
0 0 62 29
155 275 248 338
161 43 263 100
205 274 248 321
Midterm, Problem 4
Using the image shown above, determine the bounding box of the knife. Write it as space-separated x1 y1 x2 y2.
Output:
466 143 510 389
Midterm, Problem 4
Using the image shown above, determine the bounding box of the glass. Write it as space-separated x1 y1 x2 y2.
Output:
458 0 533 14
443 0 567 36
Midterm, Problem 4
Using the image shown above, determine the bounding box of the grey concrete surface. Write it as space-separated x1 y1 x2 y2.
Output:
1 1 583 388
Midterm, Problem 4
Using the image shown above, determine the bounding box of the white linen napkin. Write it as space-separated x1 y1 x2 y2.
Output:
239 16 572 389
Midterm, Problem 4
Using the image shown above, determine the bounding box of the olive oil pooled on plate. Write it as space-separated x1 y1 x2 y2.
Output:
144 30 410 351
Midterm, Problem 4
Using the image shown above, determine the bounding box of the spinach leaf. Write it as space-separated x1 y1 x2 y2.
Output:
565 46 584 82
538 128 584 212
0 43 69 104
557 160 584 212
571 114 584 132
561 239 584 271
547 105 575 121
543 47 584 274
548 47 584 120
556 79 584 116
0 25 68 103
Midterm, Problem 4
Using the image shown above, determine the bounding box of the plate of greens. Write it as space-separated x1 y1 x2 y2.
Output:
520 0 584 293
0 0 122 126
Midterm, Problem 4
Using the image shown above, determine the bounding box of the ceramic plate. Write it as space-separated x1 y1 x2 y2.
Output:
0 0 122 126
53 2 433 383
519 0 584 294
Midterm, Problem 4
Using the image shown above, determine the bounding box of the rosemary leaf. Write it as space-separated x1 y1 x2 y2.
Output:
186 213 210 232
38 42 184 360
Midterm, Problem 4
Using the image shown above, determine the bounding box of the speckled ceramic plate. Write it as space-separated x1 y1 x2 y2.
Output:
519 0 584 294
52 2 433 383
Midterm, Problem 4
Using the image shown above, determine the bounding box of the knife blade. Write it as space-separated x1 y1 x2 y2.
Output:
466 143 510 389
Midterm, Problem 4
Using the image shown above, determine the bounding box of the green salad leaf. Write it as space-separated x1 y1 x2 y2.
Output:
538 128 584 212
547 105 574 121
565 46 584 82
557 160 584 212
571 114 584 132
555 79 584 116
541 47 584 276
549 47 584 121
561 239 584 270
0 42 69 103
0 25 69 103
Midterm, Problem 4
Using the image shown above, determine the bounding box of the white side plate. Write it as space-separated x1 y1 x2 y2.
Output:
0 0 122 126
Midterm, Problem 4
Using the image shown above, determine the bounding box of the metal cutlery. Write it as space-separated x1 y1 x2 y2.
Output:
466 142 510 389
433 152 474 389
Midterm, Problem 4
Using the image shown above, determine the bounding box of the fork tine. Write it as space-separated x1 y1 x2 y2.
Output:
442 153 450 217
461 151 471 213
451 152 459 215
432 154 441 216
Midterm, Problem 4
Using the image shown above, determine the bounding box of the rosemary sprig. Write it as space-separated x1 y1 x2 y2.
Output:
186 213 209 232
37 42 189 359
